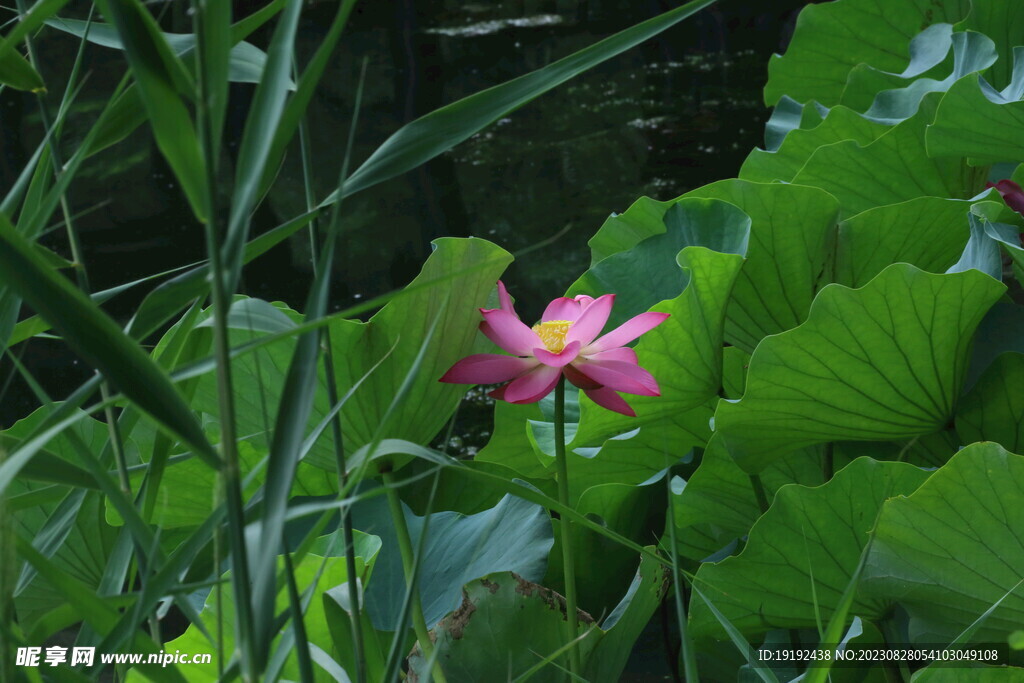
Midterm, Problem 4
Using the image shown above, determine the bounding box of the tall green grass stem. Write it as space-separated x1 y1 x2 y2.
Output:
193 1 256 677
381 471 447 683
665 471 698 682
0 446 13 683
322 343 366 683
297 52 369 683
554 376 582 678
16 1 153 638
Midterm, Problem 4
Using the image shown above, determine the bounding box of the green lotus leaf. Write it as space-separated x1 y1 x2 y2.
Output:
849 29 997 124
570 199 748 446
579 181 840 353
587 195 675 265
547 479 667 618
763 0 969 107
956 0 1024 90
685 180 840 352
834 197 979 287
351 490 553 631
408 551 670 683
716 264 1005 472
193 238 512 471
672 433 832 562
966 303 1024 392
838 23 958 113
762 95 828 152
130 538 379 682
861 442 1024 643
689 458 930 641
5 408 116 630
565 418 708 503
927 65 1024 163
475 400 550 479
568 197 750 328
957 353 1024 454
793 95 974 219
740 105 889 184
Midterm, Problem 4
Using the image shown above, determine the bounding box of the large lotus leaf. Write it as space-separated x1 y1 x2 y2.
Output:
481 387 708 500
406 571 598 683
861 443 1024 642
105 439 336 529
838 23 958 113
1 405 107 491
715 264 1005 473
352 490 553 631
475 400 549 479
193 238 512 470
981 217 1024 275
546 478 667 618
685 180 840 352
519 386 708 499
569 201 747 446
851 30 998 124
587 195 675 265
568 197 750 328
582 181 843 357
689 458 930 641
573 249 742 447
957 0 1024 90
582 182 840 354
6 408 117 629
793 95 973 219
763 0 970 107
721 346 750 399
13 491 116 631
761 95 830 152
835 432 958 470
331 237 512 456
957 354 1024 454
740 106 889 184
409 552 670 683
131 539 378 682
565 417 708 504
927 66 1024 164
672 433 832 563
834 197 977 287
324 584 395 683
581 553 672 683
965 303 1024 391
399 457 553 517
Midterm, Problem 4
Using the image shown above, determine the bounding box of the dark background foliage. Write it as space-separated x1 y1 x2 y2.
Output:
0 0 811 426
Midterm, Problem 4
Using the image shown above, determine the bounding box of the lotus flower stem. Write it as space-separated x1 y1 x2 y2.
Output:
381 472 448 683
554 376 583 677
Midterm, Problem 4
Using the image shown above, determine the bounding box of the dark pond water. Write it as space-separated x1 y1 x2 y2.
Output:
0 0 807 423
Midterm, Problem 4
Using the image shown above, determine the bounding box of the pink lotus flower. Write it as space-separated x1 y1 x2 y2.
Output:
440 282 669 416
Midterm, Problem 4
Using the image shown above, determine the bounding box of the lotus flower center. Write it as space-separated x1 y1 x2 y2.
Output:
532 320 572 352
